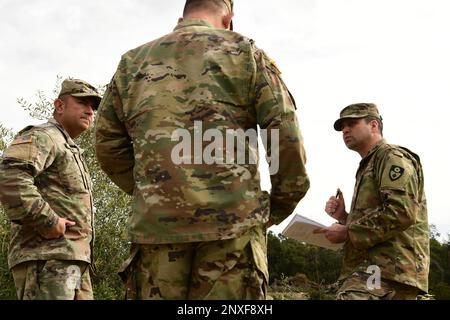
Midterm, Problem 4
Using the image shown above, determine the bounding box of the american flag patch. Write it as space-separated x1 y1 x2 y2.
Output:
11 136 33 145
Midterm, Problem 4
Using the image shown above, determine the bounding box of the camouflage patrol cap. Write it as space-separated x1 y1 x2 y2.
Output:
58 78 102 110
184 0 234 30
334 103 383 131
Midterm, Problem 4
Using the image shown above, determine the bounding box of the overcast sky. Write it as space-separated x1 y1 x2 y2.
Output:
1 0 449 239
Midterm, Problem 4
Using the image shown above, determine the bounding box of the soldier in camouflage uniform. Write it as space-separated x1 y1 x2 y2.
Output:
316 103 429 300
0 79 101 300
95 0 310 300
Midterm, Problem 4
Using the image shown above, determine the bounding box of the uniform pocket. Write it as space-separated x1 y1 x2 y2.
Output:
59 143 87 193
247 225 269 299
337 273 395 300
337 287 395 300
118 244 140 300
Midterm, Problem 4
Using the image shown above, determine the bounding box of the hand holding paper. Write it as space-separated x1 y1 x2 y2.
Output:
313 223 348 244
281 214 344 251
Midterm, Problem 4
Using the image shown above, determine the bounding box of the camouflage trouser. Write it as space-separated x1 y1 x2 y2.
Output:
118 225 268 300
11 260 93 300
337 272 421 300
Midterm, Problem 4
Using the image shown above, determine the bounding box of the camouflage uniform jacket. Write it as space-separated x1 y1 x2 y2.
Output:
0 118 93 268
342 139 429 292
95 19 310 244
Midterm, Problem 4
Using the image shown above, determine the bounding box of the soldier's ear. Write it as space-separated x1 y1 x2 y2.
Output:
178 17 184 24
369 119 379 132
222 12 233 30
54 99 65 115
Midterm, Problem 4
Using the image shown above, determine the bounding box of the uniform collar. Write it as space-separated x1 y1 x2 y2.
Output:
48 117 77 146
359 139 387 166
174 19 214 31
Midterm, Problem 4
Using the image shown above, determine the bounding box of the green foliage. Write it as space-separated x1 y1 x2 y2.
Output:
267 232 342 285
0 210 16 299
267 275 310 300
0 125 12 152
267 232 341 300
0 126 17 299
428 225 450 300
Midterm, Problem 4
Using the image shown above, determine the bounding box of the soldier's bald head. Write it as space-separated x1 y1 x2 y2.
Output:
183 0 231 17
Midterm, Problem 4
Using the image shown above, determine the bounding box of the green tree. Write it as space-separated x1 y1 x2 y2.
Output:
267 232 342 285
428 224 450 299
0 124 17 299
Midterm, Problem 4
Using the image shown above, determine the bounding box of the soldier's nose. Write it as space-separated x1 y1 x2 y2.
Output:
342 125 350 134
85 105 94 115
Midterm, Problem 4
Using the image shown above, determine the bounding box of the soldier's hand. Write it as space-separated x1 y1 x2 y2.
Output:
325 188 347 224
313 223 348 244
41 218 76 239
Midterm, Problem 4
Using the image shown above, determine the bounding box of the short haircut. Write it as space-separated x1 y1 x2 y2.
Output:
183 0 228 17
364 116 384 136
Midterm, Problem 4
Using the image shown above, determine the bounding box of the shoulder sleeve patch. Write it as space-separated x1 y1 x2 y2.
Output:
11 135 33 146
3 131 56 173
380 152 415 191
389 165 405 181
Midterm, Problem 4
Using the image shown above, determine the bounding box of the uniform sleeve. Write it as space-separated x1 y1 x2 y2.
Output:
251 47 310 225
0 131 60 233
95 69 135 195
348 150 420 249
